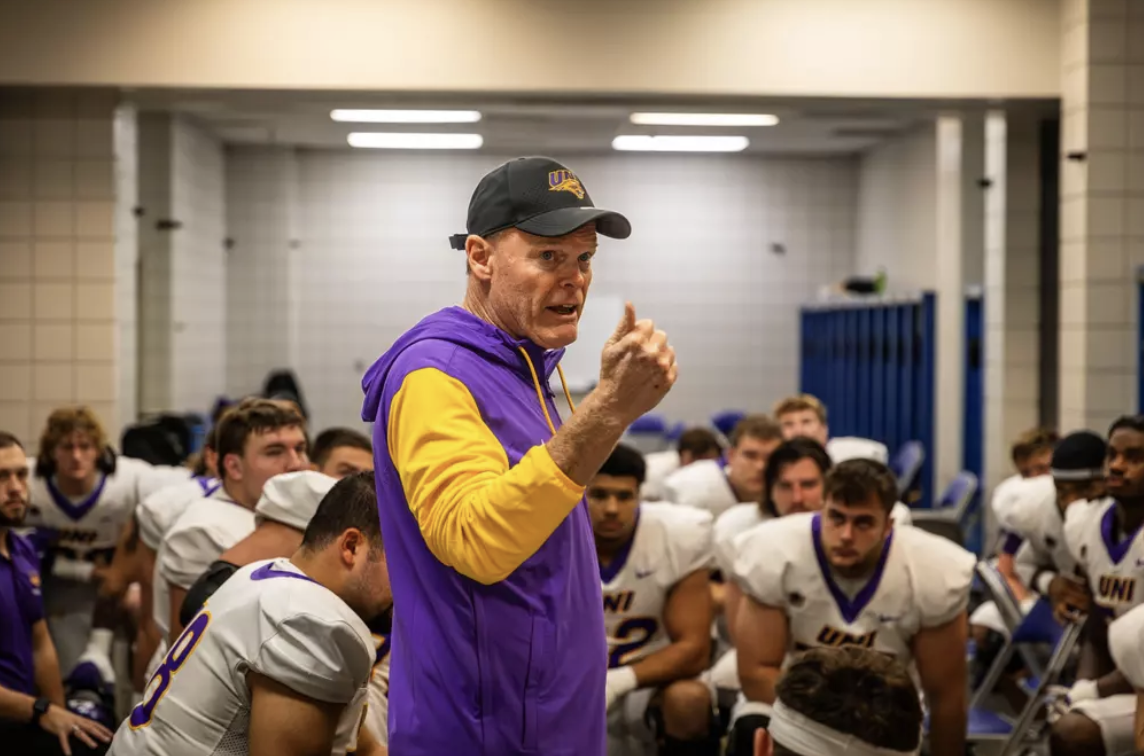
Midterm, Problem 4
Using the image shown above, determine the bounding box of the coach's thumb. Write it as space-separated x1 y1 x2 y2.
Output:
610 302 636 342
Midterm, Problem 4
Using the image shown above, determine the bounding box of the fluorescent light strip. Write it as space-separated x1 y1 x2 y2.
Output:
630 112 779 127
612 135 749 153
348 132 484 150
333 109 482 124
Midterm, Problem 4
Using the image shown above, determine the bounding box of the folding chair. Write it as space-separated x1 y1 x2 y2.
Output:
888 441 925 499
911 472 979 541
961 596 1084 756
970 562 1045 706
710 410 746 439
624 413 670 454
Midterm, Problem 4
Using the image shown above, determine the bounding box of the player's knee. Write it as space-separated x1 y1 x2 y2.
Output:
660 680 712 739
1050 711 1105 756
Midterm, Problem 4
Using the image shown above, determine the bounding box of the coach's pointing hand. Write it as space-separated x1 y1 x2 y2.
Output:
597 302 678 423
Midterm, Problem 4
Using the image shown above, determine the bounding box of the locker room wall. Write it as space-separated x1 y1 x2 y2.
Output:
855 124 940 290
137 114 226 418
224 149 861 433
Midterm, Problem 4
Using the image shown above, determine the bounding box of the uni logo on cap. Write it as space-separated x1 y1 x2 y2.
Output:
548 170 585 200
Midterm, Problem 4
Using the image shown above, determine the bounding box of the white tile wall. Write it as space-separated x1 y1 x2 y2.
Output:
0 89 135 444
225 147 298 400
856 124 939 290
225 148 859 432
170 115 226 413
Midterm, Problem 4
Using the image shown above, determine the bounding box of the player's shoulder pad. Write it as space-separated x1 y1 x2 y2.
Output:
713 503 766 574
997 475 1057 537
1063 496 1112 564
827 436 889 464
731 512 813 607
1110 604 1144 690
159 500 243 587
662 460 725 506
251 571 374 704
890 501 913 528
640 503 714 580
896 526 976 627
989 474 1030 521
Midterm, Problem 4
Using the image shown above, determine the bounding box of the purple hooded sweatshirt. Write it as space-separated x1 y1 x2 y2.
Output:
361 306 606 756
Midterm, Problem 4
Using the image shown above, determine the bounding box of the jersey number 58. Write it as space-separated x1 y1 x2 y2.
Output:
129 612 212 729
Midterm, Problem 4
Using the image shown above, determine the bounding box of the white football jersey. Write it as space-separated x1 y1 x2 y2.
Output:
715 503 914 577
603 503 714 669
998 476 1079 580
1109 603 1144 690
1065 497 1144 618
990 474 1049 525
825 437 889 465
134 465 205 503
364 630 391 746
108 559 374 756
154 488 254 636
642 450 681 501
662 460 741 517
136 477 220 552
26 456 157 562
714 504 770 576
732 512 974 670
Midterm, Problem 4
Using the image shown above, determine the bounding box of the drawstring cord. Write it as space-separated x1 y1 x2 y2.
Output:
518 347 577 435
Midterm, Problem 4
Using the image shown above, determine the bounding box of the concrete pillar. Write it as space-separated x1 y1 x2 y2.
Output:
1058 0 1144 433
984 112 1043 494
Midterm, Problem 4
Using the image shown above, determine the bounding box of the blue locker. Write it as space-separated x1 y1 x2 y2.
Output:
916 293 937 509
796 293 937 508
856 307 872 438
871 306 886 445
898 304 914 460
844 307 859 437
886 304 901 455
963 291 985 553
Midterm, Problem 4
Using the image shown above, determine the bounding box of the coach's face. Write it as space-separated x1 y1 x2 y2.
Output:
472 224 597 349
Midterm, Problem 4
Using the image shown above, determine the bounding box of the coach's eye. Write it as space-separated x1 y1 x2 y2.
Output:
540 250 556 261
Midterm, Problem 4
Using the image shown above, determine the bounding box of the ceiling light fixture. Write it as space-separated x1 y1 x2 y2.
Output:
629 112 779 127
332 109 482 123
347 133 484 150
612 135 749 153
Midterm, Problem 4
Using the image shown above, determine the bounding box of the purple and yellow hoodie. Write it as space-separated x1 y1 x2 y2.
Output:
360 306 606 756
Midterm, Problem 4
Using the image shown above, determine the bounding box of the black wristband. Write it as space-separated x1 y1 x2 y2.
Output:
30 697 51 725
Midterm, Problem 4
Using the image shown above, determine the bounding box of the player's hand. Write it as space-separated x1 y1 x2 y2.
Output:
1048 575 1091 624
39 704 113 756
605 666 638 712
596 303 677 424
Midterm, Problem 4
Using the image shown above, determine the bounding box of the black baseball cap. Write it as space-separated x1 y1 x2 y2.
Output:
1051 430 1107 481
449 156 631 250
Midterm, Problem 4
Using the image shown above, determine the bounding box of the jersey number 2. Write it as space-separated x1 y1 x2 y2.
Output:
608 617 658 668
129 611 212 729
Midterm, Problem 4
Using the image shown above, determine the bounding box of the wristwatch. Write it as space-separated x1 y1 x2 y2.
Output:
30 697 51 724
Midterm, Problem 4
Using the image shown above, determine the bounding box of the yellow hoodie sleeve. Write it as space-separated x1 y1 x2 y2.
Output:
387 367 586 585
